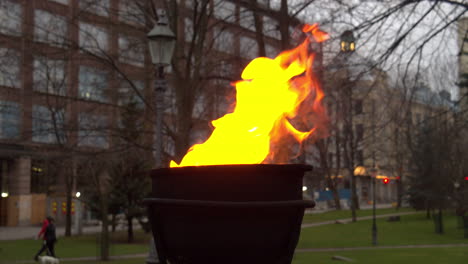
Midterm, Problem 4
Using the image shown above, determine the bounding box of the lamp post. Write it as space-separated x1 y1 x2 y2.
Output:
147 10 176 168
370 168 378 246
146 10 175 264
340 30 356 53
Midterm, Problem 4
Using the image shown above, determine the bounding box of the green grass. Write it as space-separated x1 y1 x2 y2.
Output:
302 207 415 224
2 210 466 263
292 247 468 264
0 230 151 262
66 258 146 264
298 212 467 249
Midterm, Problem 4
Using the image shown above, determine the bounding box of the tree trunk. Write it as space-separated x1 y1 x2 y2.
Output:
279 0 290 50
127 216 134 243
65 190 72 236
100 195 110 261
111 214 116 232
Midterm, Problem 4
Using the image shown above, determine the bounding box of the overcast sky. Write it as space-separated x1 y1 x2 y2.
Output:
280 0 466 100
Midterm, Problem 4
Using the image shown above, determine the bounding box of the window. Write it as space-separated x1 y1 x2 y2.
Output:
79 22 108 54
34 10 67 46
354 99 363 115
0 0 22 36
184 17 193 43
79 0 109 17
78 66 108 103
0 101 20 139
214 0 235 23
78 113 109 148
33 57 67 95
118 79 145 109
265 44 278 58
119 0 146 26
213 27 234 53
118 34 145 67
32 105 65 143
240 36 258 60
239 7 255 31
263 16 280 39
0 48 21 88
355 124 364 141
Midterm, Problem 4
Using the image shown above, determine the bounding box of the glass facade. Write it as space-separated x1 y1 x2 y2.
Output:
32 105 65 144
33 57 67 95
0 101 21 139
34 9 67 46
78 66 109 103
0 48 21 88
78 113 109 148
0 0 22 36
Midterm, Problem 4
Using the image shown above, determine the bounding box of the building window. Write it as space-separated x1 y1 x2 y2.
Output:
240 36 258 60
34 10 67 47
33 57 67 95
214 0 236 23
239 7 255 31
79 0 109 17
355 123 364 141
184 17 193 43
78 113 109 148
0 0 22 36
0 101 21 139
213 27 234 53
263 16 280 39
265 44 278 58
0 48 21 88
79 22 108 54
119 0 146 26
78 66 108 103
32 105 65 144
118 34 145 67
118 79 145 109
354 99 363 115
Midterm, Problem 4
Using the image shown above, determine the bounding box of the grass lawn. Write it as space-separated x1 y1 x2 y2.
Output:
0 230 151 262
66 258 146 264
302 207 415 224
2 210 466 263
292 247 468 264
298 212 467 249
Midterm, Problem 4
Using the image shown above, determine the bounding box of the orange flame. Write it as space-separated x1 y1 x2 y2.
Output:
170 24 329 167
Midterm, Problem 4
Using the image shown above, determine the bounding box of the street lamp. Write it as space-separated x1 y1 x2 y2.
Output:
340 30 356 52
147 10 175 264
370 167 378 246
147 10 175 168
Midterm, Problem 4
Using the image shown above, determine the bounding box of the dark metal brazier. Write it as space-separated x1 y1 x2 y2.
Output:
144 164 314 264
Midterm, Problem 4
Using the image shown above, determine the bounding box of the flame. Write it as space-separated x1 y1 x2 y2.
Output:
170 24 329 168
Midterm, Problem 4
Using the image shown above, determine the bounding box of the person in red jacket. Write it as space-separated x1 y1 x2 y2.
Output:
34 216 57 261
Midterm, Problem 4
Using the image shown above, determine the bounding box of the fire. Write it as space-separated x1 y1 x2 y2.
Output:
170 24 329 167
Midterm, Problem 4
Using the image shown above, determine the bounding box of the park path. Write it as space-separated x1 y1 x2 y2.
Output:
301 211 419 228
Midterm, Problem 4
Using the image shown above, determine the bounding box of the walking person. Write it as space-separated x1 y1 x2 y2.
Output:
34 216 57 261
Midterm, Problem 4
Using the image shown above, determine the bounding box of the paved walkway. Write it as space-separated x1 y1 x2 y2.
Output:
301 211 419 228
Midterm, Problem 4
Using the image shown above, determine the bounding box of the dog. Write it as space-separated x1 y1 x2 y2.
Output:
37 256 60 264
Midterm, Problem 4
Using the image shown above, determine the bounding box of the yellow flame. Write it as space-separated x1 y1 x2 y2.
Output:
170 24 329 167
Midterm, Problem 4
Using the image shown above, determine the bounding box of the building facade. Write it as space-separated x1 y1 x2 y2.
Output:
0 0 289 226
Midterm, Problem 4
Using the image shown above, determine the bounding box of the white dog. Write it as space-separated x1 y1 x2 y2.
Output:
37 256 60 264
